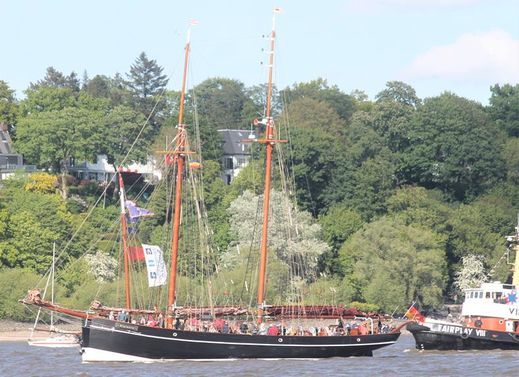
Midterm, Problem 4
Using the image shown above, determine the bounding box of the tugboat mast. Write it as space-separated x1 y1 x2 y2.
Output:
511 214 519 285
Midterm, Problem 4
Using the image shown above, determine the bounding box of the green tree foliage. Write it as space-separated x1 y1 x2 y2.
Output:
502 138 519 184
375 80 421 108
189 78 255 160
0 80 19 131
83 74 112 99
193 78 257 129
0 268 43 321
386 186 452 232
224 190 329 282
101 105 148 165
488 83 519 137
126 52 169 137
285 97 345 137
21 86 77 114
282 78 356 121
16 107 103 198
399 93 505 201
339 218 447 311
318 206 363 274
30 66 80 91
344 151 397 220
287 123 347 215
447 201 511 283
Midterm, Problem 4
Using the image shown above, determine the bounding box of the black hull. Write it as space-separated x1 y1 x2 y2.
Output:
407 322 519 351
81 318 400 361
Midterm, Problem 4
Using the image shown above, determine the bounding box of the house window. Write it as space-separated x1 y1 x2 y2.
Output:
224 157 234 170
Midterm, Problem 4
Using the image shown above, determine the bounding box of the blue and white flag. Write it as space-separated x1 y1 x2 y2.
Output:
141 244 168 287
125 200 154 220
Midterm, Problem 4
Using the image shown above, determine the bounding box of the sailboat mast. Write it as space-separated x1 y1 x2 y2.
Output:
257 10 278 323
118 169 131 309
167 25 192 328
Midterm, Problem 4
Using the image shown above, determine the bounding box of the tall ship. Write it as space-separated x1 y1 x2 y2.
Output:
407 221 519 350
22 10 402 361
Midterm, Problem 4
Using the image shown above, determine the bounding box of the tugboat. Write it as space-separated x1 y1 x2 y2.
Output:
407 221 519 350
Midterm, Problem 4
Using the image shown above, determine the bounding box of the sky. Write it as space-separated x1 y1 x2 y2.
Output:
1 0 518 104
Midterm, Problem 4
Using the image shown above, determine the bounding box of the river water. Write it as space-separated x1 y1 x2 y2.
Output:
0 334 513 377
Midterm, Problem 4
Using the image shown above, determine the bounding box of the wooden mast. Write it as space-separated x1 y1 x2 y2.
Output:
166 24 193 328
118 169 131 309
257 9 280 323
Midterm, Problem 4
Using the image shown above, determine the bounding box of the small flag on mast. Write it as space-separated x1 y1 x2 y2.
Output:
125 200 154 220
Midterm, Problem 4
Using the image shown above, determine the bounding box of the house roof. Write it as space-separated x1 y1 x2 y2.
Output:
217 129 253 156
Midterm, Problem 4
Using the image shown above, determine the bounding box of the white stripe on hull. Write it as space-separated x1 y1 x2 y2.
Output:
82 347 155 362
81 347 331 362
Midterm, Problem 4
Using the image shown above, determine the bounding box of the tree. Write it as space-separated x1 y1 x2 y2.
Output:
0 80 18 131
344 151 398 220
386 186 452 232
30 67 80 91
502 138 519 184
224 190 329 282
282 78 356 121
447 202 511 283
83 74 112 99
101 105 148 166
454 254 489 292
288 127 345 215
21 86 77 114
488 83 519 137
339 218 447 311
399 92 505 201
190 78 253 160
285 97 345 137
126 52 169 137
375 81 421 108
15 107 103 198
369 100 415 153
318 205 364 274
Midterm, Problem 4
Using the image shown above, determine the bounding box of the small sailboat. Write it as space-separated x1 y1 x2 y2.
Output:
28 244 80 348
22 10 402 361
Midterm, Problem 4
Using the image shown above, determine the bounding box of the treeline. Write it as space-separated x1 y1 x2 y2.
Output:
1 51 519 319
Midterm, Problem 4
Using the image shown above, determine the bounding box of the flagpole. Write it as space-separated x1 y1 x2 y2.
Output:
118 168 131 309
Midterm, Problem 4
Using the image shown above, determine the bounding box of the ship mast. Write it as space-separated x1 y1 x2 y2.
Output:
256 9 282 323
118 169 131 309
166 24 193 328
512 214 519 286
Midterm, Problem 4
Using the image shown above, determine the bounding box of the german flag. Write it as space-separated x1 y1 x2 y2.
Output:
405 305 425 323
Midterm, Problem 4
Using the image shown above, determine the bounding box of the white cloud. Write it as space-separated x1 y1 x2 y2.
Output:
344 0 481 12
401 30 519 84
